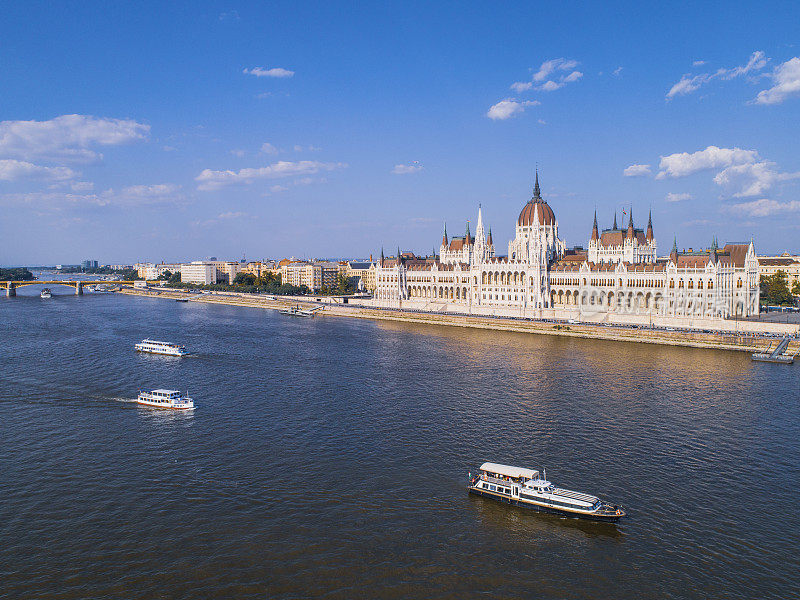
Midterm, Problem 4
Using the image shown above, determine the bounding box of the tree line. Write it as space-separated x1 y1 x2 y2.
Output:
0 267 35 281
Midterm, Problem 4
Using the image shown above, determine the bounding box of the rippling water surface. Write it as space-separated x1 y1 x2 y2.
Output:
1 289 799 598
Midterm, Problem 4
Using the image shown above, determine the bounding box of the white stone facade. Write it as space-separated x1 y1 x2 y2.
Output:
374 173 760 320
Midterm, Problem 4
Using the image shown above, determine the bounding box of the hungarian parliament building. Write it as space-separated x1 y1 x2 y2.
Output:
373 172 760 322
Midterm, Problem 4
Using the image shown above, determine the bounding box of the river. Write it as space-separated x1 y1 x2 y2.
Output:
1 287 798 598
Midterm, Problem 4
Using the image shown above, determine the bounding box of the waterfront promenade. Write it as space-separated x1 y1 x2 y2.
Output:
119 287 799 356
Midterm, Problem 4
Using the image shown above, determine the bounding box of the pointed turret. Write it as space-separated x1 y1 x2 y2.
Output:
397 246 402 265
380 247 385 267
670 236 678 263
613 212 618 230
533 169 541 200
441 222 448 247
591 210 599 241
487 226 493 246
626 207 635 240
475 204 485 241
646 209 654 241
465 221 471 244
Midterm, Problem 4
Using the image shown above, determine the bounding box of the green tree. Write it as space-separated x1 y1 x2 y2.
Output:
0 267 34 281
157 270 173 281
335 272 355 295
233 272 257 286
120 268 141 281
761 270 794 305
168 271 182 285
792 279 800 297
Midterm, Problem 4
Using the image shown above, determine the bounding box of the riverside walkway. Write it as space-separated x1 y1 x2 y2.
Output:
119 286 800 356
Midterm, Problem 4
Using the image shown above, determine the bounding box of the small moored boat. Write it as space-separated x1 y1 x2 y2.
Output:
40 288 52 299
135 339 188 356
279 305 315 317
136 389 194 410
468 462 625 523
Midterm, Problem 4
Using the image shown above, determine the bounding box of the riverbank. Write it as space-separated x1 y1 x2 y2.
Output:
118 287 799 356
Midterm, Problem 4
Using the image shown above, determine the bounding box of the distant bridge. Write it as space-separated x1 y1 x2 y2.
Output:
4 280 146 296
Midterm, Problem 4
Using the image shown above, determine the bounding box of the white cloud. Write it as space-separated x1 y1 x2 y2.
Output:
260 142 278 154
229 149 246 157
0 114 149 162
392 162 423 175
510 59 582 94
0 159 76 181
243 67 294 78
667 73 712 98
0 183 181 209
657 145 759 178
667 51 769 99
693 60 707 67
612 66 623 77
217 211 247 219
730 198 800 217
666 192 692 202
486 99 540 120
195 160 346 191
713 161 800 197
723 50 768 79
532 58 578 82
70 181 94 192
623 163 652 177
754 57 800 105
537 119 546 125
192 211 251 228
162 145 177 152
269 184 289 193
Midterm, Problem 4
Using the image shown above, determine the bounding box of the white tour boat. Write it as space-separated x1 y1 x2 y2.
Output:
136 389 194 410
468 462 625 523
40 288 52 299
135 339 188 356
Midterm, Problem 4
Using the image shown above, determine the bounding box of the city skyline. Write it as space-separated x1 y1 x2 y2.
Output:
2 2 800 265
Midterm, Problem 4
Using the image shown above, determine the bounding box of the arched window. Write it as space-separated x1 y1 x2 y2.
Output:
737 279 743 288
708 280 713 289
688 280 693 289
678 279 684 288
669 280 675 289
698 280 704 289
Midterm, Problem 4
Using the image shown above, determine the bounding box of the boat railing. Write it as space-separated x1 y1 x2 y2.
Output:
479 474 519 486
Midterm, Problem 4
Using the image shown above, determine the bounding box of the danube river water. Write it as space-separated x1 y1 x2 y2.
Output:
2 288 799 599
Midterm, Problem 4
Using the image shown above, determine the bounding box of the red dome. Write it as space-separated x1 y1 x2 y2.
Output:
518 200 556 227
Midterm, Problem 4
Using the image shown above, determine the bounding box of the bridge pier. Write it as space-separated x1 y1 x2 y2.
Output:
75 282 83 295
6 282 15 297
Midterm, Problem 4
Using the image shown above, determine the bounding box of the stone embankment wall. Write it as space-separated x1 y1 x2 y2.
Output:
119 288 800 356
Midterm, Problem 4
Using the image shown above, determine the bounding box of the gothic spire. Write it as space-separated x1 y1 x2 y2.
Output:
626 207 635 240
487 226 493 246
671 236 678 253
591 210 599 241
441 222 448 247
646 209 654 242
533 169 541 200
613 212 618 230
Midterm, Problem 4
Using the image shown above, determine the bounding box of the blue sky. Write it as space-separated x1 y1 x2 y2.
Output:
1 1 799 265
